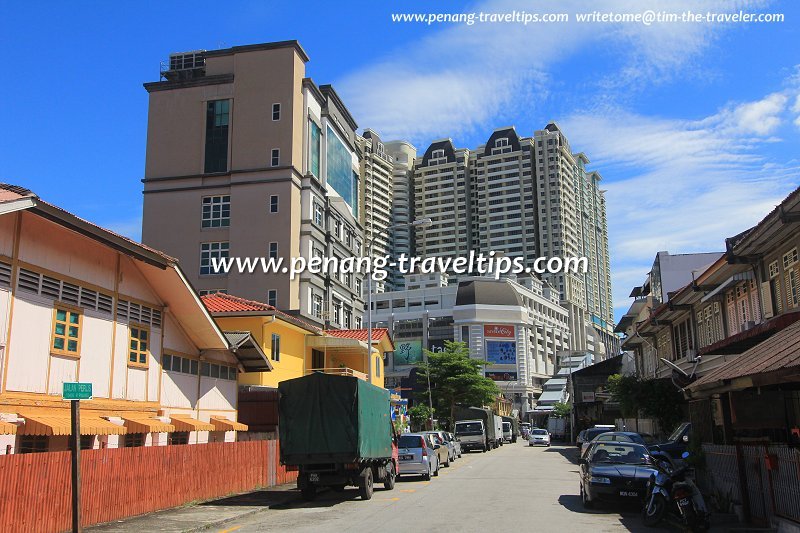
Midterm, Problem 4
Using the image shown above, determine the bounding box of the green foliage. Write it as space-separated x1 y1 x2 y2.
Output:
416 340 500 428
408 404 432 431
606 374 685 435
552 402 572 418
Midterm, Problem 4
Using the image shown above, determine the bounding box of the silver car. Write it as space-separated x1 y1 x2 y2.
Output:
447 432 462 458
397 433 440 480
425 430 458 463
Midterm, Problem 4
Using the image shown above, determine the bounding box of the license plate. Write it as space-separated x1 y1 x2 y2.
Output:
620 491 638 497
308 473 319 482
400 455 413 461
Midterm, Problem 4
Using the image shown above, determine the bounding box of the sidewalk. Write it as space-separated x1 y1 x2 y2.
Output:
87 482 298 532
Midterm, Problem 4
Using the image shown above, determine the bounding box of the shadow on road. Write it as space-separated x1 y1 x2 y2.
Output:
545 445 582 465
558 495 672 532
198 488 296 508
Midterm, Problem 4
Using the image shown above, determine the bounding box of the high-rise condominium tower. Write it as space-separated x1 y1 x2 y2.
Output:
384 140 416 291
357 129 393 292
141 41 364 328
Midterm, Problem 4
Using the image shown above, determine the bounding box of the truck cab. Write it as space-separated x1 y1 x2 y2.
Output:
502 421 512 443
454 419 487 452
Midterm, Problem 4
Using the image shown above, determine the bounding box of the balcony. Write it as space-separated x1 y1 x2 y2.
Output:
307 367 368 381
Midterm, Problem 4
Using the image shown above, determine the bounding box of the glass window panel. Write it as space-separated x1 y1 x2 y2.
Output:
181 358 190 374
201 362 210 376
130 339 137 350
55 323 66 335
140 342 147 352
53 337 64 350
67 340 78 352
163 354 171 370
69 313 79 324
131 328 138 338
68 326 78 338
190 360 199 375
129 352 137 362
139 353 146 364
56 309 67 321
140 330 147 341
210 364 219 378
172 357 182 372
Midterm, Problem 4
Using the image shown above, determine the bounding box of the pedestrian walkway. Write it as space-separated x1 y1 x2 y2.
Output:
87 483 297 532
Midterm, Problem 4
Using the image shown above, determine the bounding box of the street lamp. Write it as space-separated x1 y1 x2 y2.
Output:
365 218 432 382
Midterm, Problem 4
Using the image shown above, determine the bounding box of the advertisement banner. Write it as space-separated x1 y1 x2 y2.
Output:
393 339 423 366
485 371 518 382
483 324 515 338
427 338 453 353
486 340 516 364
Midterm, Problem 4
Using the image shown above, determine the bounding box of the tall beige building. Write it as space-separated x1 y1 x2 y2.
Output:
141 41 364 328
384 140 416 290
357 129 393 292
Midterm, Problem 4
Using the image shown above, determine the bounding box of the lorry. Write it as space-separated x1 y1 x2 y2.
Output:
453 419 487 453
501 415 520 443
278 373 398 501
453 406 501 451
547 416 568 441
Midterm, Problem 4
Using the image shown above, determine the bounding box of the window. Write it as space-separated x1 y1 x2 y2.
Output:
313 203 324 226
332 298 342 324
200 361 237 380
271 148 280 167
123 433 144 448
375 356 381 378
312 294 323 318
270 195 279 213
269 242 279 259
432 149 445 159
169 432 189 445
495 138 509 148
128 325 150 367
204 99 230 173
163 353 199 375
271 333 281 362
355 277 362 297
268 289 277 307
201 195 230 228
344 308 352 329
18 435 48 453
783 248 798 269
769 260 780 279
355 316 362 329
198 289 227 296
272 103 281 121
200 242 229 275
80 435 95 450
309 120 321 177
52 305 81 356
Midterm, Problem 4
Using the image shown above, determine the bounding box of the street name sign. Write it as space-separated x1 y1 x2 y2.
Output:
63 382 92 401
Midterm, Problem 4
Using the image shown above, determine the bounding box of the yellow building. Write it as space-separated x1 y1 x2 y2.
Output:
201 293 393 389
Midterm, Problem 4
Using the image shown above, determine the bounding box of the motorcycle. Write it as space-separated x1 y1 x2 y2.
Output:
643 451 709 532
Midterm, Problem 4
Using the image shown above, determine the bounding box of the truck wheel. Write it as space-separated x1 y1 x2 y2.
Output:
383 462 396 490
301 485 317 501
359 468 374 500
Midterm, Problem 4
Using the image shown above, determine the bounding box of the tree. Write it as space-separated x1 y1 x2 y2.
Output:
408 405 432 432
552 402 572 418
416 341 500 428
606 374 685 435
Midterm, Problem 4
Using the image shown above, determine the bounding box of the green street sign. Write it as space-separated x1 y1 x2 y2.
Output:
63 382 92 400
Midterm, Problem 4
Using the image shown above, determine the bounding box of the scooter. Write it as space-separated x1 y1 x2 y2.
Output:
642 451 709 532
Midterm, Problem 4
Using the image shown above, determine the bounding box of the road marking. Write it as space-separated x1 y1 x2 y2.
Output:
399 489 416 493
376 497 400 501
218 526 241 533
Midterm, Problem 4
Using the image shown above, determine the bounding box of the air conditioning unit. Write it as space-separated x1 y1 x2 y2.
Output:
685 349 697 363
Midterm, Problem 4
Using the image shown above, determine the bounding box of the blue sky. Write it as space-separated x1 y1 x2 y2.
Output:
1 1 799 320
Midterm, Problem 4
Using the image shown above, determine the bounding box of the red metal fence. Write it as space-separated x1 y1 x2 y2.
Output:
0 440 297 532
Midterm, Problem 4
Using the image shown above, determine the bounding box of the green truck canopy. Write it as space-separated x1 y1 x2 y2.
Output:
279 373 392 464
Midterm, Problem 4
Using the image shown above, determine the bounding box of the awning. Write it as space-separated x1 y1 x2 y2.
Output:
170 415 215 432
224 331 273 372
701 271 754 303
537 391 565 404
306 335 372 354
19 413 127 436
121 415 175 434
210 416 248 432
0 421 18 435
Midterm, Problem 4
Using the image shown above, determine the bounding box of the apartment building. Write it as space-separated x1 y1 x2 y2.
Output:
0 185 264 453
410 124 617 361
356 129 393 292
141 41 364 328
372 271 570 415
412 140 472 261
384 140 416 291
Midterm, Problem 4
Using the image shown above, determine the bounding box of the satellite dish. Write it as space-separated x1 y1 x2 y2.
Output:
660 356 701 390
660 358 688 377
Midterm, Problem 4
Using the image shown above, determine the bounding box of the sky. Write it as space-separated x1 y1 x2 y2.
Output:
1 0 799 321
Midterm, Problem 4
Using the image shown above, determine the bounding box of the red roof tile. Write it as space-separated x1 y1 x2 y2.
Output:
201 293 274 313
324 328 390 342
201 293 322 333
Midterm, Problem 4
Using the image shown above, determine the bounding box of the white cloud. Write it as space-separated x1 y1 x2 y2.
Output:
339 0 766 142
562 88 800 315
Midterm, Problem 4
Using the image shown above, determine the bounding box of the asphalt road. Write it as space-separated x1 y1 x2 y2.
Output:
224 441 663 533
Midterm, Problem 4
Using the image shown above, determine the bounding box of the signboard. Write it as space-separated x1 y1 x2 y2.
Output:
581 392 596 403
484 324 515 338
485 371 518 382
486 341 517 364
63 382 92 401
393 339 423 366
427 338 453 353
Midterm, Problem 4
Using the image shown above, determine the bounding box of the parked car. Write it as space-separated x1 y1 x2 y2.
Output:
426 431 457 463
528 428 551 447
397 433 440 480
579 441 656 509
423 432 450 468
648 422 692 460
447 432 462 458
584 432 650 456
580 427 616 456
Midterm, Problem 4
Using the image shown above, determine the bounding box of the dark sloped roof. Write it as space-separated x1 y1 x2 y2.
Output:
455 280 522 306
